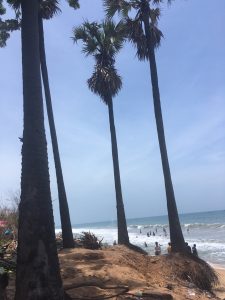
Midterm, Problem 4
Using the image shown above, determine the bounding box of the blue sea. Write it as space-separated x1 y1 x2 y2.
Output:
56 210 225 268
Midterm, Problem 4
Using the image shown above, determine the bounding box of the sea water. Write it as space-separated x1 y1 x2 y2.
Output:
56 210 225 268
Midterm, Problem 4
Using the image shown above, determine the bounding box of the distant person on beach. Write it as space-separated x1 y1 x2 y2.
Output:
187 227 190 234
140 229 142 234
153 232 155 236
144 242 148 248
150 231 151 236
185 242 192 254
163 227 167 236
147 232 150 237
155 242 161 255
192 244 198 256
167 242 172 254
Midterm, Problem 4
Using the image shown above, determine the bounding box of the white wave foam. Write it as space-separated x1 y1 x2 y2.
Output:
55 221 225 268
128 223 225 230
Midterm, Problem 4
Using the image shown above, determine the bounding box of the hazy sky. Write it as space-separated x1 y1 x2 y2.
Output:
0 0 225 226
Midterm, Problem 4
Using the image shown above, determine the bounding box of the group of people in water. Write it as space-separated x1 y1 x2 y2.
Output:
140 226 168 237
150 241 198 256
137 227 199 256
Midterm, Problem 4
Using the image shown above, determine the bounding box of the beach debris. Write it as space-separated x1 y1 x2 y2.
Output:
79 231 103 250
174 254 218 291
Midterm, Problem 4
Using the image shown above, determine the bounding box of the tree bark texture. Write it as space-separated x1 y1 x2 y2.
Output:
15 0 64 299
39 16 74 249
107 97 129 245
142 7 185 252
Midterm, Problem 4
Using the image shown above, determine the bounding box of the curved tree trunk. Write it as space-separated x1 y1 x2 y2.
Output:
15 0 64 299
143 11 185 252
39 16 74 249
107 97 129 245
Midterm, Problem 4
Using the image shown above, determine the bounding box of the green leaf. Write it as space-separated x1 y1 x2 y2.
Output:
67 0 80 9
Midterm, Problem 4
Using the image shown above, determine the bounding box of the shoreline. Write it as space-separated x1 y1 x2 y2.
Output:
210 263 225 271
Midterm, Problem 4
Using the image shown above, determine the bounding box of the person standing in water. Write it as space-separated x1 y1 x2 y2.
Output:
192 244 198 256
155 242 161 255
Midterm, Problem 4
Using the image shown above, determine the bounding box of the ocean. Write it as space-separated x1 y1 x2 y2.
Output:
56 210 225 268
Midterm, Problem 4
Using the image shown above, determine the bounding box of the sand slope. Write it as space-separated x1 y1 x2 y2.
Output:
5 245 225 299
59 245 225 299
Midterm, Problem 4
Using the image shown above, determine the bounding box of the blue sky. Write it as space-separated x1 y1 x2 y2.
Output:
0 0 225 225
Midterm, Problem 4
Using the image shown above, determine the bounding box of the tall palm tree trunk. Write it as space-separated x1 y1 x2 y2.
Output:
39 16 74 249
143 12 185 252
107 97 129 245
15 0 64 299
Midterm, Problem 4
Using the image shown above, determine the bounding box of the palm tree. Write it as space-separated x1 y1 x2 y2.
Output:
38 0 76 248
8 0 80 248
104 0 186 252
73 20 130 245
15 0 64 298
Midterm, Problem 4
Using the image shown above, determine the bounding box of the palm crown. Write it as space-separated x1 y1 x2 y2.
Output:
104 0 168 61
7 0 79 19
1 0 79 46
73 20 125 103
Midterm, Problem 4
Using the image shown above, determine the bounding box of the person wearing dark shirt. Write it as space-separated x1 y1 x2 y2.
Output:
185 242 192 253
192 244 198 256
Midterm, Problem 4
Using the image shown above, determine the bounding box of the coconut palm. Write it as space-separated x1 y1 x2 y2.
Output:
15 0 64 298
73 20 130 245
104 0 185 252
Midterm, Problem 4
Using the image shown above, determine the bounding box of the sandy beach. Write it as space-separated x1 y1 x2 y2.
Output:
5 245 225 299
214 268 225 299
59 246 225 299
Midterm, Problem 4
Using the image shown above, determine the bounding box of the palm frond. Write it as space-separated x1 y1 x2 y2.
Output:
7 0 61 19
0 30 9 47
73 22 101 57
104 0 132 18
6 0 21 20
4 18 19 31
40 0 61 19
149 23 163 49
67 0 80 10
87 64 122 103
102 20 126 54
152 0 163 5
0 18 19 47
0 0 6 15
125 17 148 60
126 15 162 61
6 0 20 11
152 0 173 5
149 7 160 24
